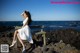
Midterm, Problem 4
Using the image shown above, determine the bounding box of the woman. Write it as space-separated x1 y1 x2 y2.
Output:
10 10 33 52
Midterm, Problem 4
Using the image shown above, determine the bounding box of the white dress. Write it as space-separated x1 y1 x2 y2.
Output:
17 17 33 44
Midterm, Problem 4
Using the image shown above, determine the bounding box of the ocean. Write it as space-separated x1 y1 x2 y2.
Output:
0 21 80 31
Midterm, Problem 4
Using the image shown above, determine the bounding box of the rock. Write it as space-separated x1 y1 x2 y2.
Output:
0 26 15 32
62 49 79 53
52 40 79 53
46 29 80 49
46 48 55 53
32 47 43 53
0 28 80 53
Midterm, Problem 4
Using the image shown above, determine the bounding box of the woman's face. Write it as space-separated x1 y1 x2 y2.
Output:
22 12 28 18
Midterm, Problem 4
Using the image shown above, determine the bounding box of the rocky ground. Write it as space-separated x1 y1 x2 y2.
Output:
0 26 80 53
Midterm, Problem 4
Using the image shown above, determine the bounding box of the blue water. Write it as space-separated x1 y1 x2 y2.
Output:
0 21 80 31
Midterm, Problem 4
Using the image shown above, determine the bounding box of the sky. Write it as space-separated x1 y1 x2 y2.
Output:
0 0 80 21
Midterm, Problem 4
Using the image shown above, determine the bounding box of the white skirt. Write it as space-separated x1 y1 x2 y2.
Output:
17 25 33 44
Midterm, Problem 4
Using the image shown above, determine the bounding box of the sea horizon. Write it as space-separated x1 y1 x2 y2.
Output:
0 21 80 31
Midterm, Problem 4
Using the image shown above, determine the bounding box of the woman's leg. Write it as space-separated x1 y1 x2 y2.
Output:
16 33 25 52
17 33 25 48
12 30 18 42
10 30 18 47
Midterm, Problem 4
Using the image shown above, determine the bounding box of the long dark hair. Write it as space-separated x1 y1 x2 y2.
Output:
24 10 32 25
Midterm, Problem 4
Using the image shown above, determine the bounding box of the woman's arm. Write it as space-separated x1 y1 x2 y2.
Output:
22 22 28 28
